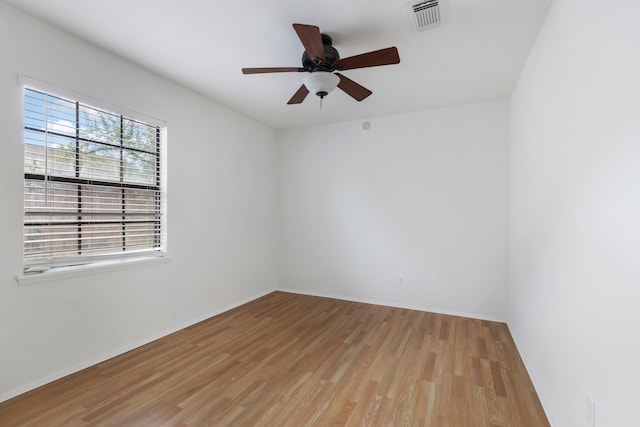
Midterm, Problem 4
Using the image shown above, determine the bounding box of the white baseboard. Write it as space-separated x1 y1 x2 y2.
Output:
276 287 506 323
0 288 277 404
506 327 556 426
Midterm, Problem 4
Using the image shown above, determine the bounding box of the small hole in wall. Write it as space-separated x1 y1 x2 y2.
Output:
362 121 371 130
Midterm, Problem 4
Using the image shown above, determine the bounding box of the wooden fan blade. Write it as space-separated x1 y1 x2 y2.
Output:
335 47 400 71
287 85 310 104
293 23 326 62
242 67 303 74
336 73 372 102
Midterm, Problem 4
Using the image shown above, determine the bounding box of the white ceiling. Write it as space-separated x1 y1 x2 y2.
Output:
4 0 551 130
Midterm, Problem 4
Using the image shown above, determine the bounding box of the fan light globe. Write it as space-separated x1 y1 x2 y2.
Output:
303 72 340 99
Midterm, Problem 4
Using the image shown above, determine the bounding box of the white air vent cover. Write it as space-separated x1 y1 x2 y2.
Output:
408 0 441 32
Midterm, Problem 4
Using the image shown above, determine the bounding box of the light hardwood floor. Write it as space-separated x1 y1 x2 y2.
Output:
0 291 549 426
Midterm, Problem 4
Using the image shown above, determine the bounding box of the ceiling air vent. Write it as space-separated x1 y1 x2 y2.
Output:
408 0 441 32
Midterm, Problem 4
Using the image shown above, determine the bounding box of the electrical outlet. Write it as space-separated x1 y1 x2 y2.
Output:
585 397 595 427
398 275 404 286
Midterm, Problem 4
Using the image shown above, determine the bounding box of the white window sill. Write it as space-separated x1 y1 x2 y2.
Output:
15 256 171 286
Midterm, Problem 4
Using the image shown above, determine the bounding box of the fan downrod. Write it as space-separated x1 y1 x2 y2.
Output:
301 34 340 72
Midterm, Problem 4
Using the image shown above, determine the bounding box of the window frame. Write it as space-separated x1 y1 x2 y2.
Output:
18 76 168 281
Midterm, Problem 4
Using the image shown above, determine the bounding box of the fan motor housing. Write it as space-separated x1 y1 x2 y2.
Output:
302 34 340 72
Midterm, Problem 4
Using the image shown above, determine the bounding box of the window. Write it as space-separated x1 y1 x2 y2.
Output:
23 85 167 274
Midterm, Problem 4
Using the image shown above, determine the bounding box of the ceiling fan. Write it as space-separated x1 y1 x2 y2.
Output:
242 23 400 105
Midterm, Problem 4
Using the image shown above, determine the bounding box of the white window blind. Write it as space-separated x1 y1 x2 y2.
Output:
23 87 167 274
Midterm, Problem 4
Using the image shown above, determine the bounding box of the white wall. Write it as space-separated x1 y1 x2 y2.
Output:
509 0 640 425
0 4 278 402
277 101 510 321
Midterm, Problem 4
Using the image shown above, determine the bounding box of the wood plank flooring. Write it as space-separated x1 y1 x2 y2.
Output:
0 291 549 426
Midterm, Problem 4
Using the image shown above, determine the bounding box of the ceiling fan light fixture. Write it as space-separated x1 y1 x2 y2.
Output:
303 71 339 99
